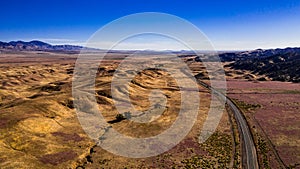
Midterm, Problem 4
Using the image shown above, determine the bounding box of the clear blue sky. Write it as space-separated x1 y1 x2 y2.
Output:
1 0 300 50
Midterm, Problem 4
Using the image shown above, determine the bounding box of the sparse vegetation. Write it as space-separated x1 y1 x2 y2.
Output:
181 132 232 168
1 48 299 168
116 113 125 121
227 80 300 167
232 99 261 112
257 136 270 168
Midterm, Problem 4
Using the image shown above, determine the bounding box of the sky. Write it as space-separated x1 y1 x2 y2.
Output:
1 0 300 50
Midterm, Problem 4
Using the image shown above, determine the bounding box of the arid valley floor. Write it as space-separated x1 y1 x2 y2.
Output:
0 50 299 169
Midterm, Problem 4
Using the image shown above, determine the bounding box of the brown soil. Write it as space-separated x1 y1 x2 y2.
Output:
0 52 235 168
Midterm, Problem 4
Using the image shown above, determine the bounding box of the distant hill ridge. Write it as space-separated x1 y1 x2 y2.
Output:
219 47 300 62
0 40 84 51
221 48 300 82
1 40 299 82
192 47 300 82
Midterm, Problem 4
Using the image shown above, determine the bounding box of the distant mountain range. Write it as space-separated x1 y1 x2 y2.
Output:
0 40 84 51
226 49 300 82
219 47 300 62
1 40 299 82
193 47 300 83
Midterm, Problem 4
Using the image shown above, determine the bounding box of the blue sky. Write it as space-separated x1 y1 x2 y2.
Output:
1 0 300 50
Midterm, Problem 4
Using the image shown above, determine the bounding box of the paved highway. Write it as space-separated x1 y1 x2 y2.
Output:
198 80 259 169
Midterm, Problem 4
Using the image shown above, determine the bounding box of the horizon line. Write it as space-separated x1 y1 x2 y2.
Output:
1 39 300 52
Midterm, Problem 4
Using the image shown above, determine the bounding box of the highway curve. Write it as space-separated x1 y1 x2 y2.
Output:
198 80 259 169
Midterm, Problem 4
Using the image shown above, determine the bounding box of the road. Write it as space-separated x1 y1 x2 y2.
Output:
198 80 259 169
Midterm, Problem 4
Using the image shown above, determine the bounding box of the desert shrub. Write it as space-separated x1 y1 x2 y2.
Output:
116 114 125 121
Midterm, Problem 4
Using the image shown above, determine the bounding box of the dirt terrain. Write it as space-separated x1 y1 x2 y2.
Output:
1 51 299 168
0 52 235 168
0 52 93 168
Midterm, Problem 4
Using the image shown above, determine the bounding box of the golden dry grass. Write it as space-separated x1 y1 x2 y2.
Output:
0 52 234 168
